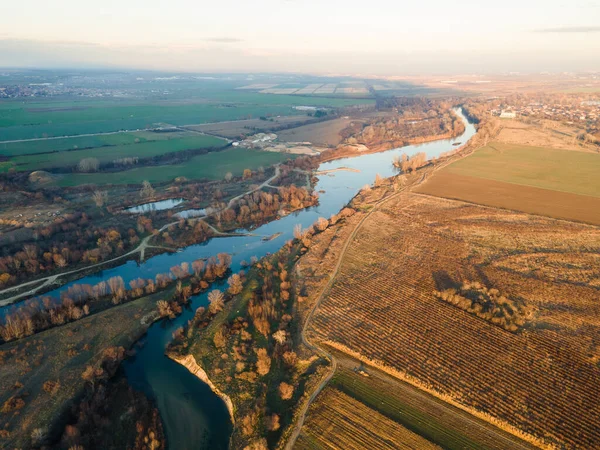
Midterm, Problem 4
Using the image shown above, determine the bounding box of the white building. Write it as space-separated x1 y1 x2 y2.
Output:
500 111 517 119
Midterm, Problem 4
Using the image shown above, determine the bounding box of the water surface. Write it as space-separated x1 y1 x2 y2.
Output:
2 109 476 449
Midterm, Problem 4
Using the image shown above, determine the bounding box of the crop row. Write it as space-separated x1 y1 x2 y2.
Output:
310 198 600 449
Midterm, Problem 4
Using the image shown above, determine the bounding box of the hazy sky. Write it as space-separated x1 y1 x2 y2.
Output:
1 0 599 74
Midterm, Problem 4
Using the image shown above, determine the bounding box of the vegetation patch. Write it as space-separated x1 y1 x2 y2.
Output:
434 281 535 332
55 148 294 186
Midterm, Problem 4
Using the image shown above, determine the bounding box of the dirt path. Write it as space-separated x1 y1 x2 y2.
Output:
285 143 490 448
285 182 411 450
0 166 283 307
0 127 174 144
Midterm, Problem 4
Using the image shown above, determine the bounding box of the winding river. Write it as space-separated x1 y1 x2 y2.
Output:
2 109 476 449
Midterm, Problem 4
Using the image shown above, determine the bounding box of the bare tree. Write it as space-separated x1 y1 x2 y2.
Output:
77 158 100 173
224 172 233 182
279 382 294 400
293 224 303 240
139 180 155 199
208 289 225 314
92 190 108 207
227 274 243 295
315 217 329 232
255 348 271 376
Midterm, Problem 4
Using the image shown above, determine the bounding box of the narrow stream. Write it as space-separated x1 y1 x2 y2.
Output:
2 109 477 449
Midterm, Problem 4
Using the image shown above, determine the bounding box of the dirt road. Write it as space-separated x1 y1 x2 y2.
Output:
0 166 282 307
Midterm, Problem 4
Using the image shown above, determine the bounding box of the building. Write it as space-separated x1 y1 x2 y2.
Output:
500 110 517 119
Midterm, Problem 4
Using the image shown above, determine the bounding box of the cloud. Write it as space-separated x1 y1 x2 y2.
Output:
204 37 243 43
534 26 600 33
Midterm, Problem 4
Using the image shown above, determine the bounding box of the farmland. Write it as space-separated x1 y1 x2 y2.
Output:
276 117 354 146
416 172 600 226
55 147 293 186
296 357 536 450
415 142 600 225
0 92 373 141
0 101 302 141
296 387 440 450
8 134 228 171
437 143 600 198
187 116 317 139
306 192 600 449
0 132 149 156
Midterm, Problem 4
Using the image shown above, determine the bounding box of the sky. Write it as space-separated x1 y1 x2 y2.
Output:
1 0 600 75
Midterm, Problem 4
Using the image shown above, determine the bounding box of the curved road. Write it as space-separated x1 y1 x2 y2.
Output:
0 166 283 307
285 151 480 448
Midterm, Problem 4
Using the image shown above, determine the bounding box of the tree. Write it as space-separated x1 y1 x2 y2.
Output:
255 348 271 376
279 382 294 400
266 414 280 431
139 180 155 199
157 300 173 318
213 326 226 348
92 190 108 208
272 330 287 345
315 217 329 232
243 168 252 180
293 224 303 240
77 158 99 173
208 289 225 314
282 351 297 368
224 172 233 182
227 274 243 295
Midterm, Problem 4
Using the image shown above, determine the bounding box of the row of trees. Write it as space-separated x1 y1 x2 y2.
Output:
212 185 317 231
0 254 232 343
392 152 427 173
168 211 358 448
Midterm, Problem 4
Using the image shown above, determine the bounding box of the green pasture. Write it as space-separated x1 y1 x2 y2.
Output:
55 148 293 186
445 142 600 198
9 135 227 171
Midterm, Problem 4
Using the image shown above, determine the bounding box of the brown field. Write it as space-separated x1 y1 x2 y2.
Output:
276 117 353 146
186 115 315 138
495 120 598 152
401 74 600 95
307 193 600 449
416 171 600 226
297 351 535 450
296 387 440 450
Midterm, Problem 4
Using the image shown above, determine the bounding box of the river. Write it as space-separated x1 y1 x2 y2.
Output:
2 109 476 449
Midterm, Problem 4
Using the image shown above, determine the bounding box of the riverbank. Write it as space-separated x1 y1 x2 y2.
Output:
0 108 477 449
167 354 235 423
0 289 166 448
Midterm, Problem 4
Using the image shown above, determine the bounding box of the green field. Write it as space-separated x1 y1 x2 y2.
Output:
0 95 374 141
55 148 293 186
0 103 297 141
331 369 485 450
445 142 600 198
8 134 227 171
0 132 152 156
